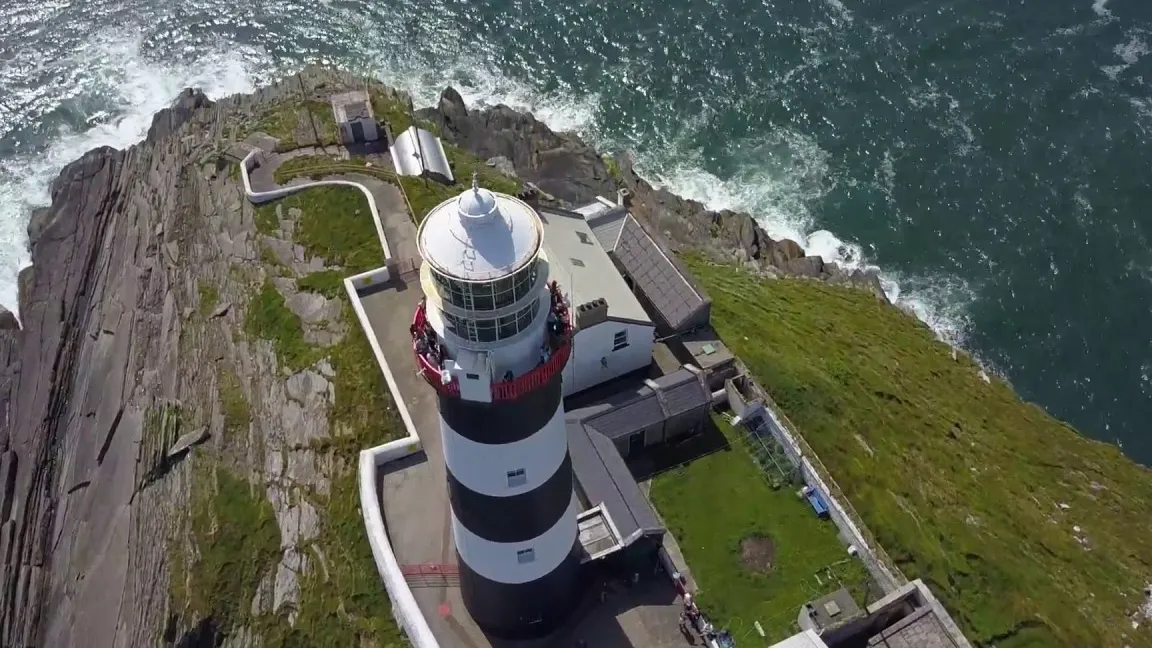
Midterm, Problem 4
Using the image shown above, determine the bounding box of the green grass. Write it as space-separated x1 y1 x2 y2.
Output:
218 368 251 438
253 99 340 151
293 187 381 273
198 279 219 317
261 302 407 646
178 469 282 633
254 185 381 274
245 279 318 372
270 149 520 226
298 270 346 300
603 154 622 183
650 415 872 641
685 256 1152 648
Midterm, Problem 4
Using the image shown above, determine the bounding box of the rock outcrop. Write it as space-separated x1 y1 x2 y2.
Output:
420 89 888 302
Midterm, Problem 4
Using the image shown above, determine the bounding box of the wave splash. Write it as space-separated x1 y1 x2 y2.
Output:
0 33 974 350
0 34 256 313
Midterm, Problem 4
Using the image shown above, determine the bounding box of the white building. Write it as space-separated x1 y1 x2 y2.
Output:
537 206 656 396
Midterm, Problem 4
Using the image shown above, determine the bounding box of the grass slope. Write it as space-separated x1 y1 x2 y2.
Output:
650 415 873 641
686 257 1152 648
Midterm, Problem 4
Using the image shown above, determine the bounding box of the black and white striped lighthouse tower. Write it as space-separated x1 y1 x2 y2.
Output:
411 175 582 638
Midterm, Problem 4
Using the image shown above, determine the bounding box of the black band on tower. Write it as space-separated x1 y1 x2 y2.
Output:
457 539 585 640
447 453 574 543
438 368 563 444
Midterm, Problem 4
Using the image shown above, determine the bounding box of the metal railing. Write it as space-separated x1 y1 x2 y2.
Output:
491 336 570 401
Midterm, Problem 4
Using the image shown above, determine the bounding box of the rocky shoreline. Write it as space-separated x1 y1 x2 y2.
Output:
0 67 887 646
422 87 889 302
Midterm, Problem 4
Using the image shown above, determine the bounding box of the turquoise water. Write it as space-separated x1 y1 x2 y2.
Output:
2 0 1151 463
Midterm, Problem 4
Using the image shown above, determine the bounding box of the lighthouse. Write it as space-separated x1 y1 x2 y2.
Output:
411 175 582 638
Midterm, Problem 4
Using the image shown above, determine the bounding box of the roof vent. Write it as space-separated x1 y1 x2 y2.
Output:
574 297 609 330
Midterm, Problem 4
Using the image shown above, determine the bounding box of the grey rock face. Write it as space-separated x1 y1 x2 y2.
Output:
0 307 18 331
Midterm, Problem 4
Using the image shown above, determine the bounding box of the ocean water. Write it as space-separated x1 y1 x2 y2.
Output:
2 0 1151 464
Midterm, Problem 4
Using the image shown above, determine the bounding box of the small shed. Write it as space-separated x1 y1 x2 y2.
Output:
330 91 380 144
389 126 455 184
799 587 863 635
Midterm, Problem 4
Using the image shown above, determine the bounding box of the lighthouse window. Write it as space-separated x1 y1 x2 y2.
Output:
613 330 629 350
506 468 527 487
516 548 536 564
440 299 542 343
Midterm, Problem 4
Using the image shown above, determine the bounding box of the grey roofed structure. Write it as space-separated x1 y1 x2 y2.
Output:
538 206 651 325
583 203 629 252
583 206 712 334
568 419 663 545
565 366 713 548
389 125 455 184
802 588 864 634
575 367 712 447
343 100 371 120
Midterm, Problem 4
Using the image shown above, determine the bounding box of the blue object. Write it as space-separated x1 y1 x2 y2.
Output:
806 490 830 518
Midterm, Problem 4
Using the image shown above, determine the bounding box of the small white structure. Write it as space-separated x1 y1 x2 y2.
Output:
330 90 380 144
390 125 455 184
538 206 655 396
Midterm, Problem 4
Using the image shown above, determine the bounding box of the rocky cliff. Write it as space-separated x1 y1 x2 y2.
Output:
0 67 885 647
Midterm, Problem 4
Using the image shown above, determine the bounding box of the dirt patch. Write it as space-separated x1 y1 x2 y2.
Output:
740 534 776 574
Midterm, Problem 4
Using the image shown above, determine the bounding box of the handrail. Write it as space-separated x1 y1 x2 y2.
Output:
411 305 460 396
492 339 570 401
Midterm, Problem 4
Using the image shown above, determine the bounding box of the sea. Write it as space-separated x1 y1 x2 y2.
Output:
2 0 1151 465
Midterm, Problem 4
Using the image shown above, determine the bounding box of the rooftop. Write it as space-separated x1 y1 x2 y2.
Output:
567 417 664 544
583 205 709 333
570 367 712 442
804 588 864 633
538 206 650 325
390 125 454 182
417 183 542 281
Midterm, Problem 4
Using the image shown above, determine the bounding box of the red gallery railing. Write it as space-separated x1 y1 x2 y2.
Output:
412 303 460 397
412 284 572 402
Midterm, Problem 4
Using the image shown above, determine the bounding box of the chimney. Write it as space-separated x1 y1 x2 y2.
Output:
617 188 632 207
574 298 609 330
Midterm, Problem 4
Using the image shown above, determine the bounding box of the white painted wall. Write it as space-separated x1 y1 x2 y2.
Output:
441 404 567 496
453 496 580 584
564 320 655 396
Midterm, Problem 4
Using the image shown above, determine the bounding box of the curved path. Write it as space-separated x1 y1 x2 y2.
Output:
239 148 440 648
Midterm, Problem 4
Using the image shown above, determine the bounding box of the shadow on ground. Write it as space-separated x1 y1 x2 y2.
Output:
628 417 731 482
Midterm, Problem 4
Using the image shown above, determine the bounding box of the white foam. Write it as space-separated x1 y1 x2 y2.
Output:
1092 0 1113 20
0 34 257 314
0 24 974 352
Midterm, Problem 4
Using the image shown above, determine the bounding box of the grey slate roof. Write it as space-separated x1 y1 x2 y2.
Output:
612 215 707 332
655 371 712 418
566 368 712 546
576 369 711 441
584 205 629 252
568 419 663 542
